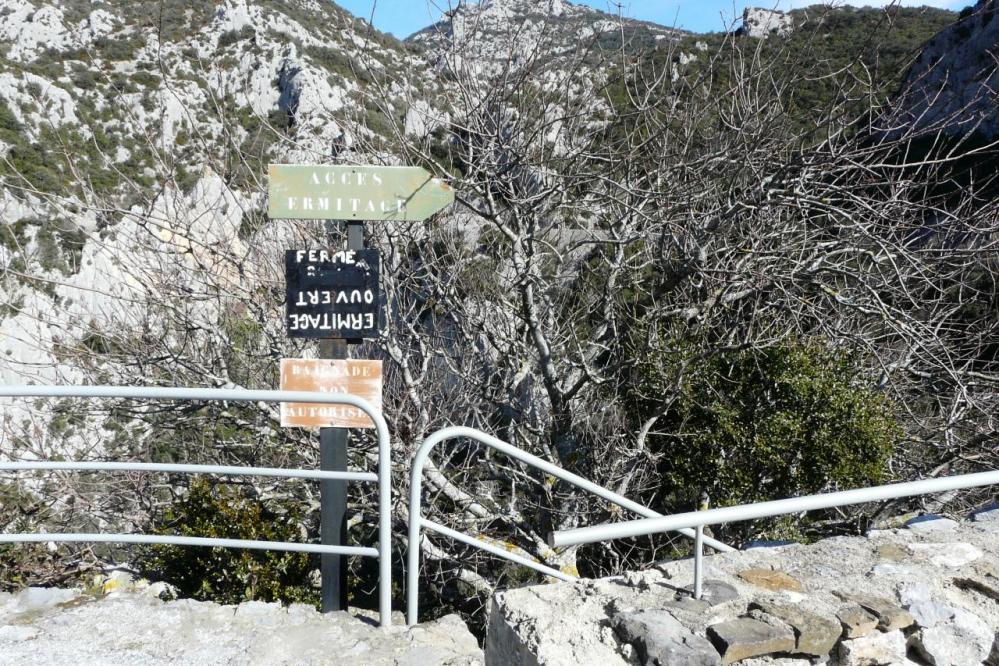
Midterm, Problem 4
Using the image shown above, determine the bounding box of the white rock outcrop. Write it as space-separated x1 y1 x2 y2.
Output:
740 8 793 39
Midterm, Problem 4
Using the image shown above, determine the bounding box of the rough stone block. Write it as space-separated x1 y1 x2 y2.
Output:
833 592 913 631
836 604 879 639
613 609 721 666
912 608 995 666
706 617 795 665
749 601 840 657
838 630 907 666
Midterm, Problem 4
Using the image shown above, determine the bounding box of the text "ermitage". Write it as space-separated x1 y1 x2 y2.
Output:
289 312 377 333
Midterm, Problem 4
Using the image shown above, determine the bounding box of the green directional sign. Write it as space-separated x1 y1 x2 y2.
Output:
268 165 454 221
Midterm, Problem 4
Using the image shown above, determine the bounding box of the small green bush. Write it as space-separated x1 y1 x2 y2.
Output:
135 479 318 606
0 483 58 591
631 339 900 533
218 26 255 49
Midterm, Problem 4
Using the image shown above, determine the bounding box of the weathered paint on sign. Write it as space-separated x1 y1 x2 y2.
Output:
268 165 454 221
285 249 382 339
279 359 383 429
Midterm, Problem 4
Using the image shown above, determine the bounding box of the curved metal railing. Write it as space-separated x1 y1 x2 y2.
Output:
551 470 999 600
405 425 735 625
0 385 392 627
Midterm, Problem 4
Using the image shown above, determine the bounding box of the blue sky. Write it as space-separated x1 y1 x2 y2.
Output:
336 1 973 38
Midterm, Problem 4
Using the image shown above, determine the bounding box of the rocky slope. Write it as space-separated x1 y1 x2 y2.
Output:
0 0 424 444
487 513 999 665
407 0 684 76
889 0 999 140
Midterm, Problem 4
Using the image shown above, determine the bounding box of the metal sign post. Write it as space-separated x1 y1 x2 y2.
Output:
318 220 364 613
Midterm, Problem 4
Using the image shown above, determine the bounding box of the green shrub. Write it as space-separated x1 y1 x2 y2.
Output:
135 479 318 605
631 339 900 535
0 100 20 135
218 25 255 49
0 483 58 591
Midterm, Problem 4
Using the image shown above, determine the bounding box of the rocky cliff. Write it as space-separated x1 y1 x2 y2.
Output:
888 0 999 140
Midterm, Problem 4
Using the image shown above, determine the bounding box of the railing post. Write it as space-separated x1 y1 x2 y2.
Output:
693 524 703 600
406 448 426 625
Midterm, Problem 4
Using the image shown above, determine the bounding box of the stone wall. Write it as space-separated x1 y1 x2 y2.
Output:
0 575 483 665
486 512 999 665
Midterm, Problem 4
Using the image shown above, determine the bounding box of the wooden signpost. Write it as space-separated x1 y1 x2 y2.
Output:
269 161 453 614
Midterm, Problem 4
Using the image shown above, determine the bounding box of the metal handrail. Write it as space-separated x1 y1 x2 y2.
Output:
550 470 999 599
405 425 735 625
0 385 393 627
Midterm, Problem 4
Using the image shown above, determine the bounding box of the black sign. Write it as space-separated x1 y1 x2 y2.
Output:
285 249 382 339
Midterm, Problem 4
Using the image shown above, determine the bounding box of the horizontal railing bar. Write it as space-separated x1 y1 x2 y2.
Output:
0 461 377 483
0 385 375 410
0 533 380 557
420 518 576 583
551 470 999 548
0 384 394 627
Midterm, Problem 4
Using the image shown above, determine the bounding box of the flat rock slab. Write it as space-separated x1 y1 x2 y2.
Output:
613 609 720 666
737 569 803 593
0 589 483 666
680 581 740 607
908 541 983 568
833 592 913 631
838 630 908 666
707 617 795 665
749 600 840 656
836 603 879 639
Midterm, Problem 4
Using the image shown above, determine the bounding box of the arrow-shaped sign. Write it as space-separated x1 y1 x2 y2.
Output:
268 165 454 221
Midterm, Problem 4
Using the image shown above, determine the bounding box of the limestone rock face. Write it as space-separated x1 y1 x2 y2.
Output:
914 607 994 666
740 8 793 39
408 0 683 79
887 0 999 140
